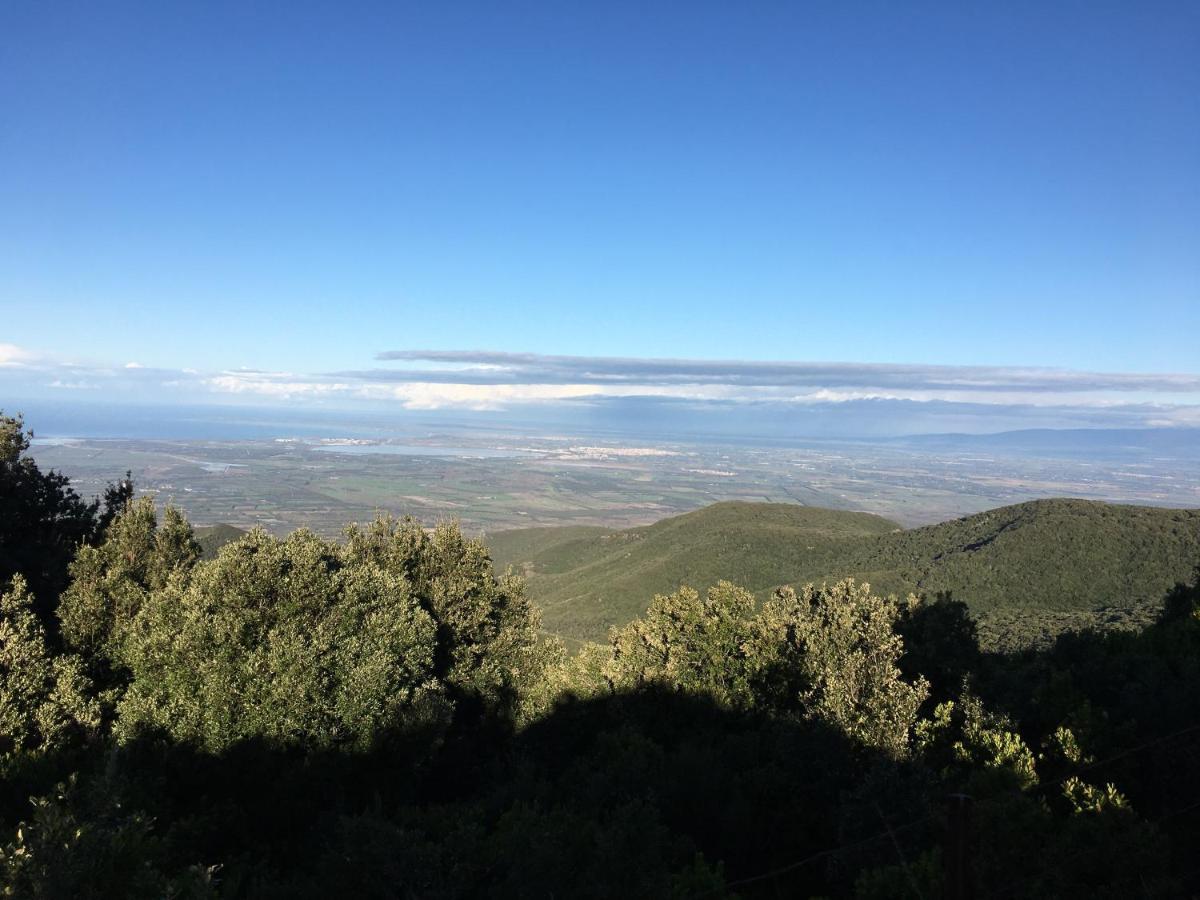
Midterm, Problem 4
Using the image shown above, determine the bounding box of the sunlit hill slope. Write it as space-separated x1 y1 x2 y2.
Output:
486 499 1200 645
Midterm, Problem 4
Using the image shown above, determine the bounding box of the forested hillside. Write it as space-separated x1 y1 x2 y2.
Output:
194 523 248 560
488 502 899 643
489 499 1200 646
3 413 1199 898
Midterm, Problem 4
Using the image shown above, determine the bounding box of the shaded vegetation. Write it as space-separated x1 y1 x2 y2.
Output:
0 412 132 636
193 523 248 561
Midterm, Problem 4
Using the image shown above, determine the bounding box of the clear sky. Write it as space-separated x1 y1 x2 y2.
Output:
2 1 1198 427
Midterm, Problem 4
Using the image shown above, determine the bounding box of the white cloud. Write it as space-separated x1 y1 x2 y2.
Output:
0 343 42 368
367 350 1200 395
48 379 100 390
3 345 1198 430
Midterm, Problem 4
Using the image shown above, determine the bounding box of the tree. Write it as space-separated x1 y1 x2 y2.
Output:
96 472 134 535
605 581 758 708
116 527 449 754
0 414 104 633
592 578 929 758
895 591 981 704
0 576 100 775
342 517 557 723
752 580 929 757
58 498 200 673
109 513 562 755
0 776 215 899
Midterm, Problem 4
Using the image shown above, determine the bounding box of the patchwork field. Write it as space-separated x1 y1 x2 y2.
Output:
29 430 1200 541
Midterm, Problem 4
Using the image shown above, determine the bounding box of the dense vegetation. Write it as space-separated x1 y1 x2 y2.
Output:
488 499 1200 647
193 524 248 561
2 414 1199 897
0 414 132 635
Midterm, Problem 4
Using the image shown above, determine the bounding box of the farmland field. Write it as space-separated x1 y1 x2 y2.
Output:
29 428 1200 538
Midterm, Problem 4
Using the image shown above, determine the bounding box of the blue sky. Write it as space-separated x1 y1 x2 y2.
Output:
2 1 1198 429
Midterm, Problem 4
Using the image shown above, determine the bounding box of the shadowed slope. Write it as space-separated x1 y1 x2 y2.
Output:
193 523 248 560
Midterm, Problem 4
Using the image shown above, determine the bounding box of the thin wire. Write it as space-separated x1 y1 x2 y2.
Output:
982 786 1200 900
1036 722 1200 793
698 723 1200 899
1155 796 1200 823
876 801 926 900
696 812 936 897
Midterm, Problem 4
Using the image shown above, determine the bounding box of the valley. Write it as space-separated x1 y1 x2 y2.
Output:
28 428 1200 539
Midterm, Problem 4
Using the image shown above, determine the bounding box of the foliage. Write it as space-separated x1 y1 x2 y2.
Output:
59 498 200 672
0 414 129 633
605 581 759 708
916 696 1038 790
0 576 100 776
192 523 247 560
115 527 448 753
0 773 218 900
755 581 928 757
894 592 980 703
595 579 928 759
82 515 557 754
342 517 560 724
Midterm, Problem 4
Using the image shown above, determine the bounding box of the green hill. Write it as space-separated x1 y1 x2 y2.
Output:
194 523 248 560
487 502 901 644
487 499 1200 645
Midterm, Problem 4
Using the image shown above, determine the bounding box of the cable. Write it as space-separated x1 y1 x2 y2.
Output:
696 723 1200 900
876 801 927 900
982 782 1200 900
695 812 936 897
1036 722 1200 793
